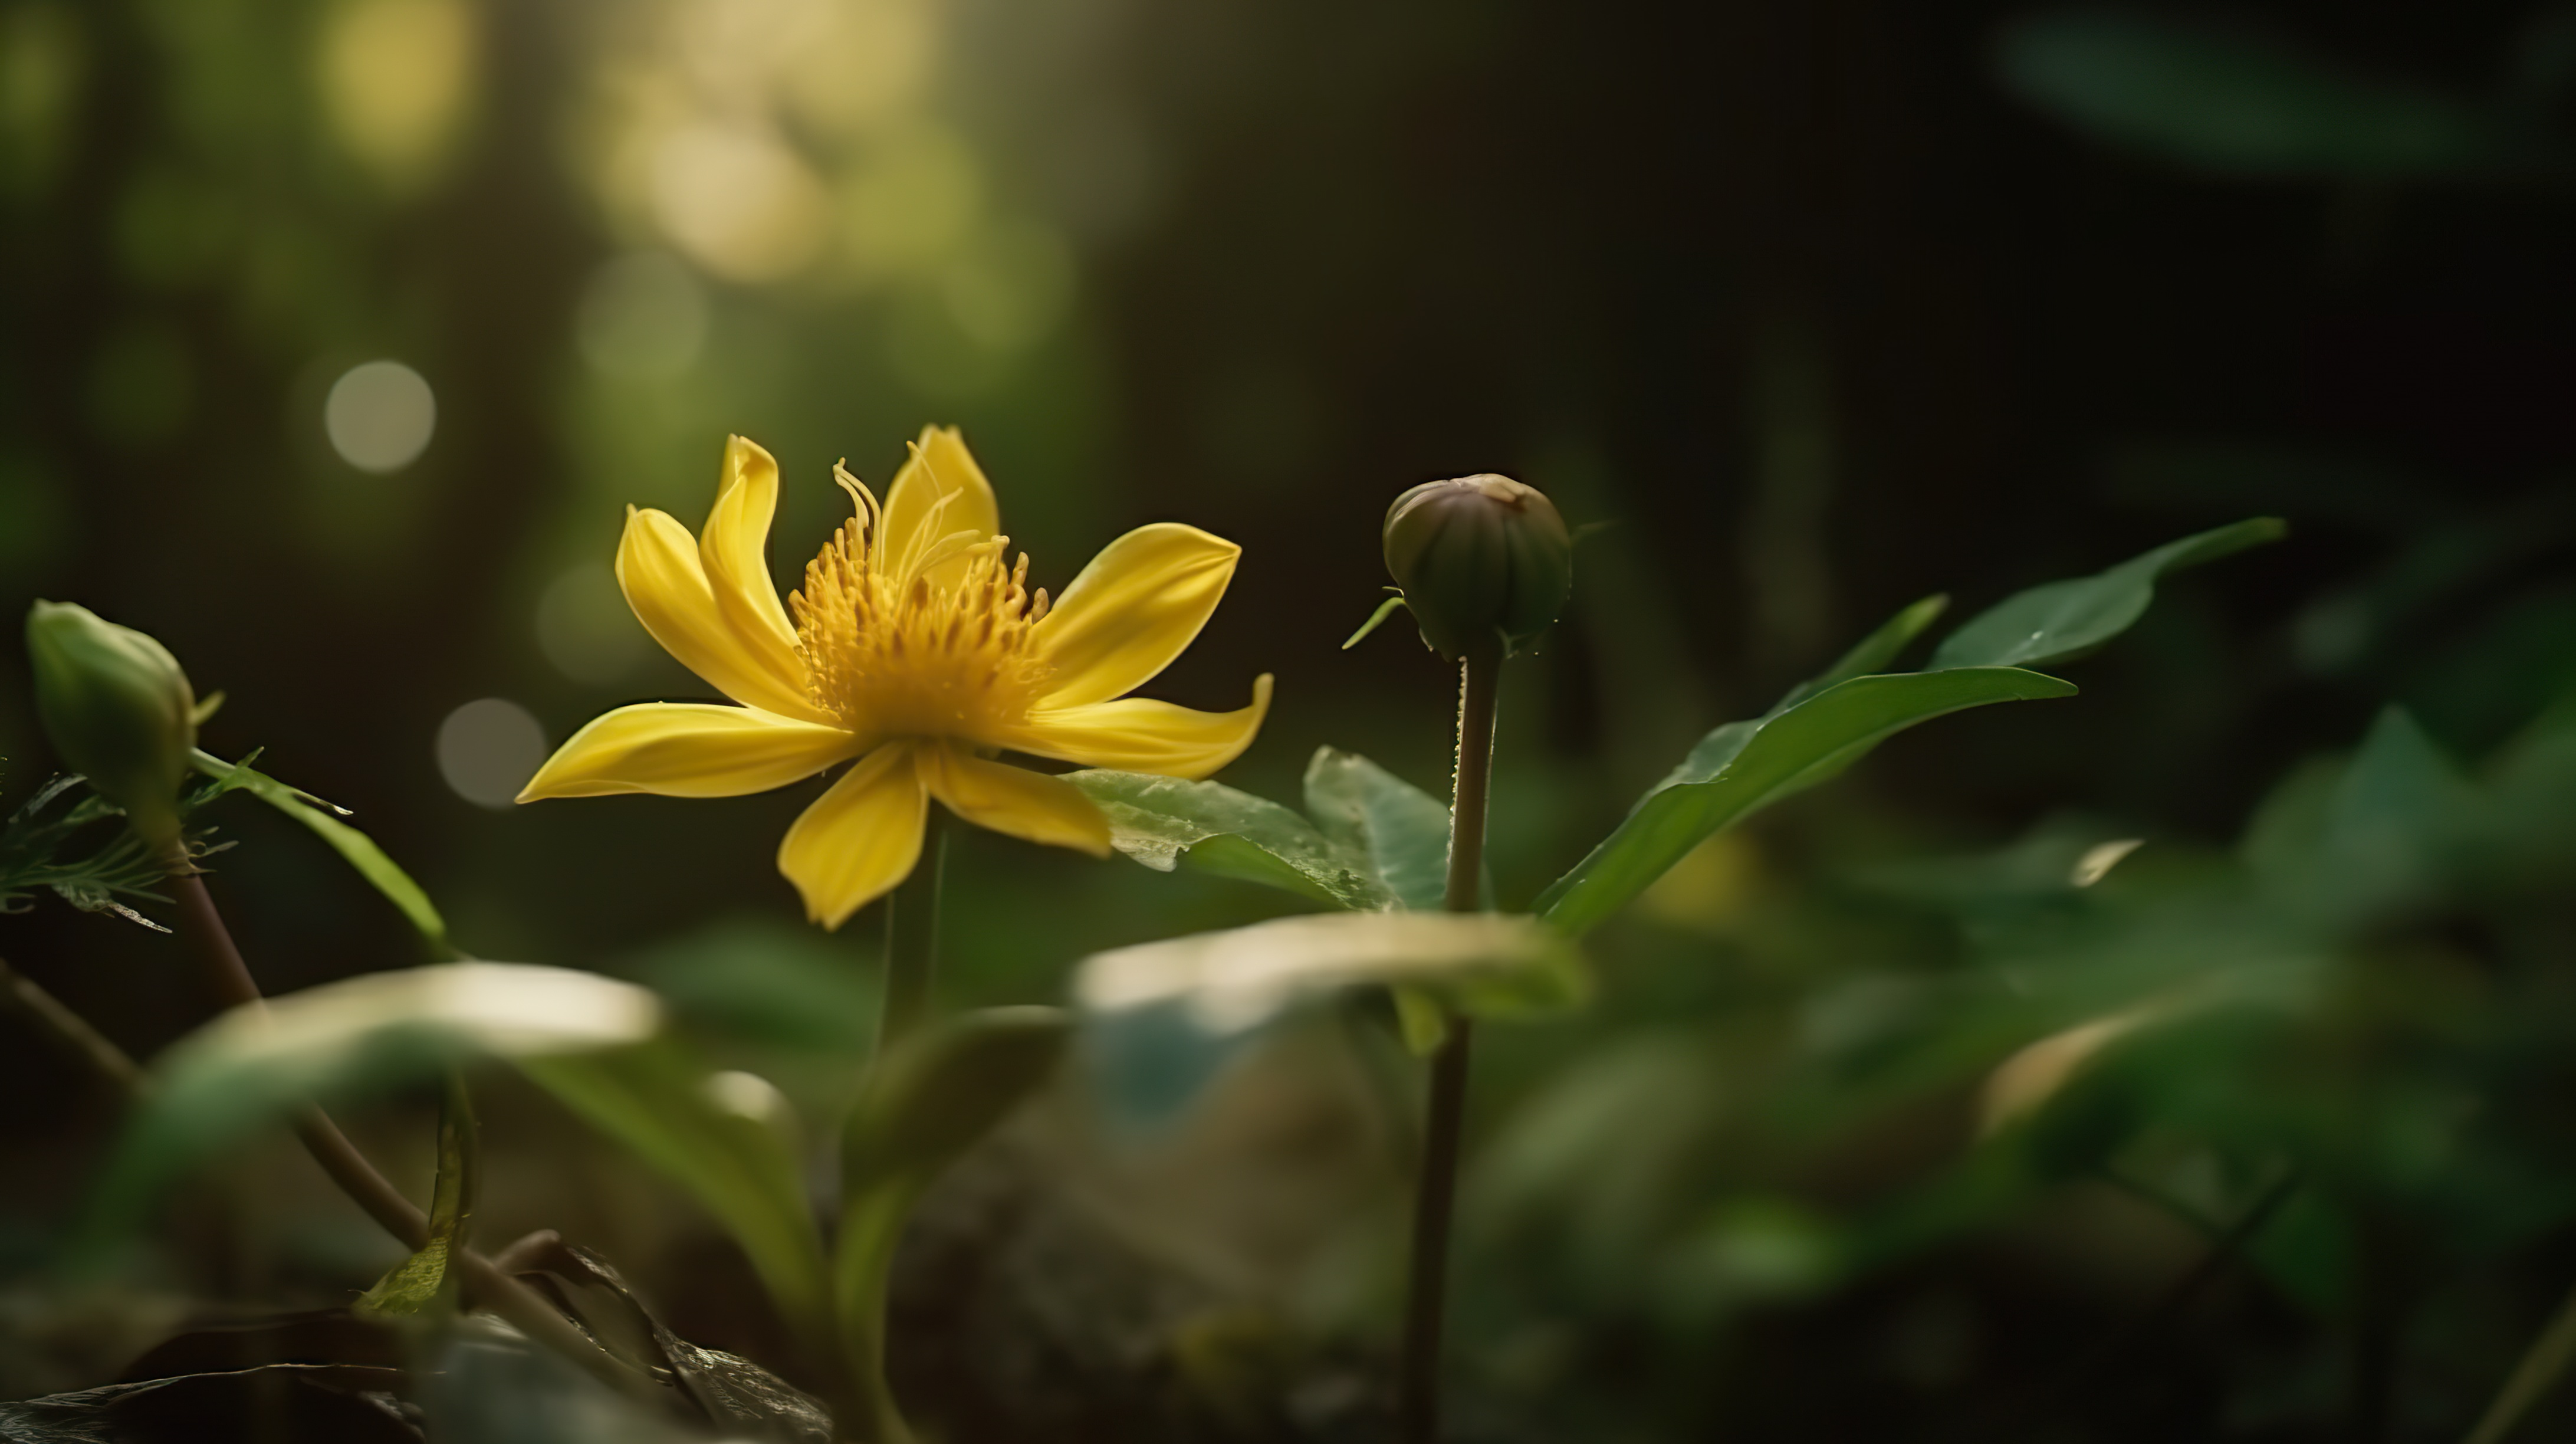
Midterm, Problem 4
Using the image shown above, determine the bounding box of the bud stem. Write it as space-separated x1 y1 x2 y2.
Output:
1401 639 1502 1443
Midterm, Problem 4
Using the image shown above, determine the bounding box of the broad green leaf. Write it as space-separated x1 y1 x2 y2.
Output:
1073 912 1585 1125
90 963 659 1242
1997 11 2503 178
192 749 450 952
358 1073 477 1316
1773 594 1949 714
517 1043 829 1334
1065 769 1388 910
1928 518 2285 671
1302 747 1453 911
1537 668 2079 935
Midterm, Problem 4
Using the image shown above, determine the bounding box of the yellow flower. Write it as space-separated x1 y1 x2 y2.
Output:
520 428 1272 928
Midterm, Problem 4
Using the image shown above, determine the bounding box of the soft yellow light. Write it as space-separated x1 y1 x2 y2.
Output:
787 0 938 136
650 120 830 283
316 0 475 185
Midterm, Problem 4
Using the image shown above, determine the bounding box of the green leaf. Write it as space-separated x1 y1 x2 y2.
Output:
1301 748 1453 911
357 1072 477 1316
517 1042 830 1335
192 749 450 952
1073 912 1585 1125
1928 518 2285 671
1996 11 2504 179
1537 668 2079 935
90 963 660 1245
1773 593 1950 714
1065 769 1389 910
1341 591 1411 650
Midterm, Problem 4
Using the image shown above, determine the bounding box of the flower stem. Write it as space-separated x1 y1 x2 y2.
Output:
836 1182 925 1444
835 812 949 1441
880 809 948 1049
160 861 669 1413
1401 641 1502 1444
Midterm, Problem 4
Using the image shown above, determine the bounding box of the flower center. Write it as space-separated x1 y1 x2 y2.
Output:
789 466 1053 744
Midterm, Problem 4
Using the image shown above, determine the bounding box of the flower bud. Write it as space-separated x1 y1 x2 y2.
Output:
25 601 198 850
1382 474 1572 660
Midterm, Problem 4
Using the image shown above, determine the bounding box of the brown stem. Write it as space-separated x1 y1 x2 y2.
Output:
1 953 146 1094
163 865 671 1411
1399 641 1503 1444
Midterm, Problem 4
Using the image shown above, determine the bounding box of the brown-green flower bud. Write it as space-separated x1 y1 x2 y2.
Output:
1382 474 1572 660
25 600 198 851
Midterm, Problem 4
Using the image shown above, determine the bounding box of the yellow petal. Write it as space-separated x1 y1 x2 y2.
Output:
617 506 826 722
777 743 928 930
919 742 1111 856
698 435 802 661
518 703 860 801
1032 523 1242 708
1007 673 1272 781
877 425 1001 585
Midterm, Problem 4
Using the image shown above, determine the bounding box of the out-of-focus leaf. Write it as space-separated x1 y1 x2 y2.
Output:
192 749 451 952
357 1074 477 1317
91 963 660 1242
1996 9 2503 178
1073 912 1585 1125
1929 518 2285 671
2248 707 2474 928
626 915 876 1052
1302 747 1452 911
842 1006 1070 1190
1470 1034 1725 1266
1773 593 1949 713
1539 669 2079 935
1978 1007 2158 1136
1065 770 1388 910
516 1042 829 1335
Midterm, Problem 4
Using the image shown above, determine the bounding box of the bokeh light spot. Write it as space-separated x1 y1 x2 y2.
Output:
324 359 436 472
577 252 709 379
535 562 645 684
436 698 548 809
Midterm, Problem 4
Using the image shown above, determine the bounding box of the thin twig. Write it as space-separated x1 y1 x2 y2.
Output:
163 866 673 1412
2462 1269 2576 1444
0 953 146 1094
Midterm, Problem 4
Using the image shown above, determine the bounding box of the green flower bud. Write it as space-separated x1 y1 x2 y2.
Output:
25 601 198 850
1382 474 1573 660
